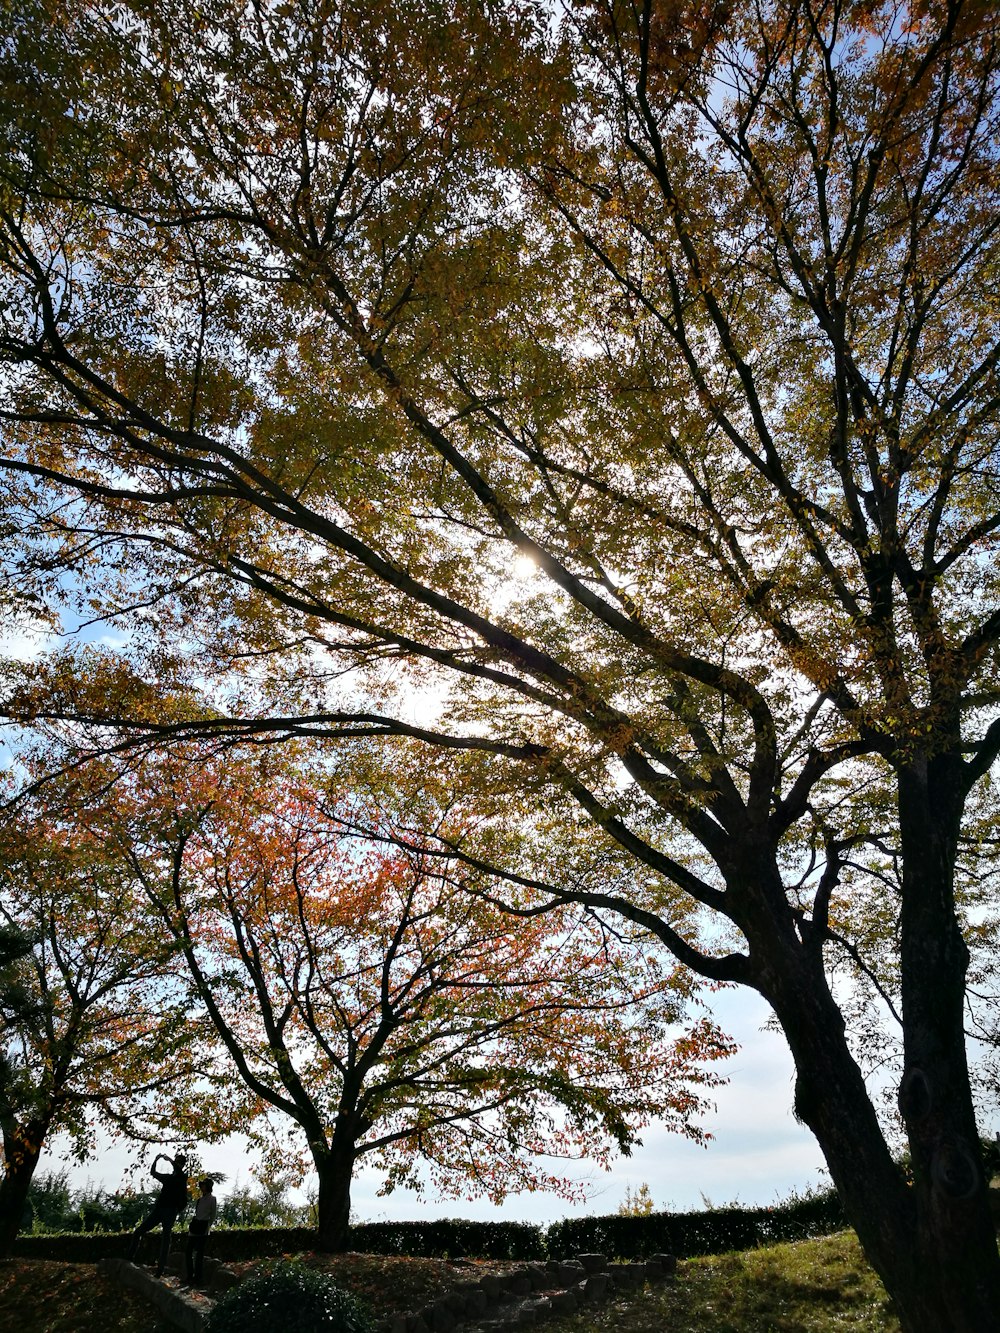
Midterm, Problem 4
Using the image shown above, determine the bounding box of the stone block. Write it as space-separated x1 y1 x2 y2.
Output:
480 1274 503 1301
577 1252 608 1274
443 1286 473 1315
428 1298 458 1333
524 1297 551 1319
501 1273 532 1298
611 1263 644 1291
549 1289 578 1315
207 1266 240 1292
583 1274 609 1303
651 1252 677 1276
556 1262 585 1285
462 1288 489 1317
169 1295 207 1333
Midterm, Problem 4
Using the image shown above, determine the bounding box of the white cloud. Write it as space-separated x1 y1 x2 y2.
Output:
1 616 58 662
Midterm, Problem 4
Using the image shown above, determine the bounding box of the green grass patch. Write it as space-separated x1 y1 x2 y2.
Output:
547 1231 900 1333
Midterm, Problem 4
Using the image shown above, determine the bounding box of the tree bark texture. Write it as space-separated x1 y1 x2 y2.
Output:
0 1124 44 1260
313 1140 356 1254
751 841 1000 1333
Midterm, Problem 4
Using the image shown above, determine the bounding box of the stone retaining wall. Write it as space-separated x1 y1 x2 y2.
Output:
99 1248 678 1333
388 1253 677 1333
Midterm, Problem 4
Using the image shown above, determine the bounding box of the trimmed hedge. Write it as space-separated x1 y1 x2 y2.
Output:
349 1219 545 1260
13 1192 844 1265
12 1225 320 1264
12 1229 135 1263
546 1190 846 1260
11 1219 544 1263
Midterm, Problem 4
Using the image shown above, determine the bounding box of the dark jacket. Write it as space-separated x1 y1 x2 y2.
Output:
152 1164 188 1212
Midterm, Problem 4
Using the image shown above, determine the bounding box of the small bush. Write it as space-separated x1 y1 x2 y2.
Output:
205 1260 376 1333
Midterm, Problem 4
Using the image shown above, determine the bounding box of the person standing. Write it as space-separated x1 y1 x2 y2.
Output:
185 1178 218 1287
126 1151 188 1277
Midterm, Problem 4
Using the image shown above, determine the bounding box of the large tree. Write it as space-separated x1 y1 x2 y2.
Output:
1 0 1000 1325
105 748 726 1252
0 770 203 1256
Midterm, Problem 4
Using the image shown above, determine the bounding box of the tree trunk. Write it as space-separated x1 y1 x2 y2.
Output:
756 843 1000 1333
893 754 1000 1332
0 1122 45 1259
312 1138 356 1253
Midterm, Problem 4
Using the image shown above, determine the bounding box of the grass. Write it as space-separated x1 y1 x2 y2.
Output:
0 1229 900 1333
545 1231 901 1333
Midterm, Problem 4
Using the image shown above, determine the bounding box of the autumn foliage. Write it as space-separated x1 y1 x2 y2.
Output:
2 0 1000 1327
103 750 730 1249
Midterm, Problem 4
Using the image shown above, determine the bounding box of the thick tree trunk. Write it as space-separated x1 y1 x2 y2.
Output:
0 1123 44 1259
893 755 999 1331
312 1138 356 1253
753 834 1000 1333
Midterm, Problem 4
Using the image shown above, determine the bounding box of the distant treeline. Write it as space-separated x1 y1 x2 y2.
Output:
22 1170 312 1237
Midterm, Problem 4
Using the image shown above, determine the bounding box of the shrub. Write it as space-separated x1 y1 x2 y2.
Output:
24 1173 158 1235
205 1260 375 1333
15 1216 547 1263
546 1186 846 1259
13 1225 313 1264
218 1174 310 1227
26 1171 75 1232
349 1218 545 1260
617 1183 655 1217
13 1229 131 1263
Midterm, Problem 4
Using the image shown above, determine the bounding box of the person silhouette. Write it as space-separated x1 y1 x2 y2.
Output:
126 1151 188 1277
185 1178 218 1286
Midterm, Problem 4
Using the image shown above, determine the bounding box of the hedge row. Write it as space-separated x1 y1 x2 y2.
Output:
350 1220 545 1260
13 1191 845 1265
11 1219 545 1264
12 1225 315 1265
546 1190 846 1259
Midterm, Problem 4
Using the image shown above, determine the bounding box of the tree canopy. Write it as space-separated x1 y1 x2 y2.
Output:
1 1 999 1327
0 765 204 1255
102 747 729 1249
